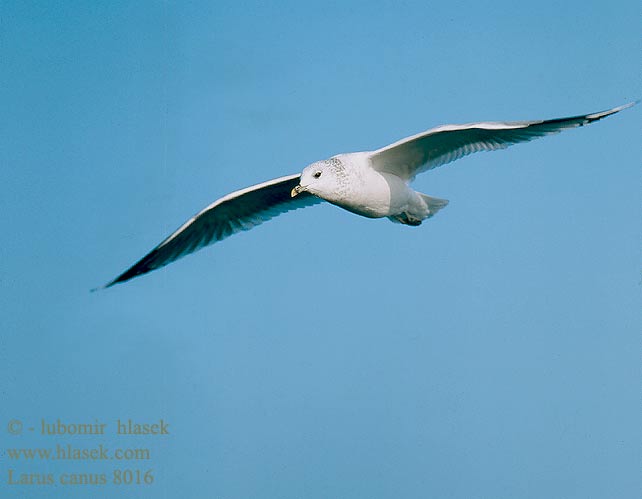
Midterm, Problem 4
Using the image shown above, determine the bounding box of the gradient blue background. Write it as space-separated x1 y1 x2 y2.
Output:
1 1 640 498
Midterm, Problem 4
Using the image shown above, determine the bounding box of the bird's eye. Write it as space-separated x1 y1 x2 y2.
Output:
313 171 322 179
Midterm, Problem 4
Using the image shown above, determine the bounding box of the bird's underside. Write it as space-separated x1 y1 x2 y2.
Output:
99 102 635 289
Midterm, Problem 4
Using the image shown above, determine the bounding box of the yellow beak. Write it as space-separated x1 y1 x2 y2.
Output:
290 185 302 197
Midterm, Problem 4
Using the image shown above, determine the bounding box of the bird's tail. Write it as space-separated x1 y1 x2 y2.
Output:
419 193 449 218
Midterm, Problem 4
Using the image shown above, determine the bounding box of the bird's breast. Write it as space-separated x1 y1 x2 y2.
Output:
332 170 410 219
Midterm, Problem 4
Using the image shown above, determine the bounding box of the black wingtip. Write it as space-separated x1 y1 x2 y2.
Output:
94 248 165 292
90 279 117 293
93 272 139 292
586 101 638 122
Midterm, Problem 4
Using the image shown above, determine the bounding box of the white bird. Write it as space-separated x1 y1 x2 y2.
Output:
102 102 635 288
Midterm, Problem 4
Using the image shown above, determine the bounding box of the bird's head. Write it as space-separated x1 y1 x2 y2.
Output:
291 158 346 202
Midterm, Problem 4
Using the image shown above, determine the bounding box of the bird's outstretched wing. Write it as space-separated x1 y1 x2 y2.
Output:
101 174 322 288
369 102 635 180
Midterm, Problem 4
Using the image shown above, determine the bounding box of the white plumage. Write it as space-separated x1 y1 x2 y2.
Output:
102 102 634 288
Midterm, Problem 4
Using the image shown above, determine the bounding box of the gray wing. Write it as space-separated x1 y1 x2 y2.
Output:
102 174 321 288
369 103 635 180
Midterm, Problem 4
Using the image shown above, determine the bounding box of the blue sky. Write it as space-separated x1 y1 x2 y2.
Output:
1 1 640 498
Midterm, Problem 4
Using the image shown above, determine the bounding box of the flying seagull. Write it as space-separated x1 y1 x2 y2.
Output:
101 102 635 288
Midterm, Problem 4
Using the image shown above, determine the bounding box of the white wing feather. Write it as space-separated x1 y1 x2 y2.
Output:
103 174 321 287
369 103 635 180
